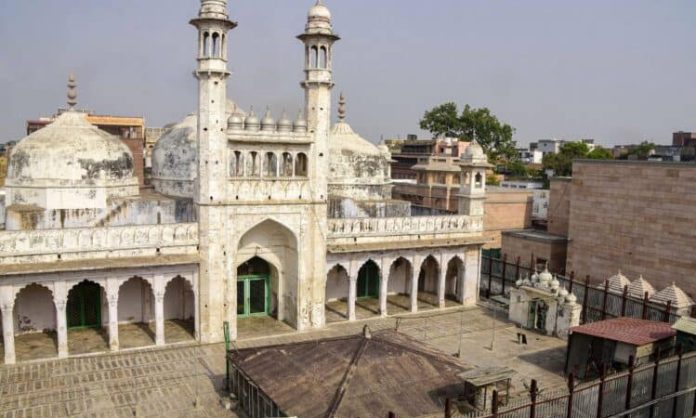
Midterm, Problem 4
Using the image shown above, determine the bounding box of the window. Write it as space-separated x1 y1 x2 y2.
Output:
475 172 483 188
231 151 244 177
203 32 210 57
319 46 327 69
281 152 293 177
295 153 308 177
264 152 278 177
212 33 220 57
248 152 260 177
310 46 318 69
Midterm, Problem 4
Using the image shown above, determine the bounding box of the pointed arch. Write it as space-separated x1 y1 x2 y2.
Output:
388 257 413 297
236 219 298 325
445 256 465 302
164 276 195 342
418 255 440 296
356 259 381 299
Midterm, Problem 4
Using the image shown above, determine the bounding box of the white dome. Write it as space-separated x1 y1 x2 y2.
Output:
151 114 198 198
308 2 331 20
464 141 485 159
7 111 136 188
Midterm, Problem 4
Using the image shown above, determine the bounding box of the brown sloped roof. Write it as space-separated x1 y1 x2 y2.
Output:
228 329 470 418
569 318 676 346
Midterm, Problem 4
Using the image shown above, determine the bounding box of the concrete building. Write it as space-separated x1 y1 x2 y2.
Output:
0 1 488 365
673 131 696 147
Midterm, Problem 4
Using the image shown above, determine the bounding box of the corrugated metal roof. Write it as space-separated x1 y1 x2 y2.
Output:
570 318 675 346
228 329 471 418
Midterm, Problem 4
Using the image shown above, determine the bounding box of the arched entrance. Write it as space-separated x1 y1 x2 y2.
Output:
357 260 380 299
445 257 465 303
67 281 102 329
14 284 57 361
418 255 440 309
236 219 298 329
237 257 272 318
388 257 413 313
164 276 195 342
67 280 108 355
325 264 350 323
118 277 155 348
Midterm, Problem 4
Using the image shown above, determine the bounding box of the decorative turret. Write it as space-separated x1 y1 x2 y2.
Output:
261 107 276 131
458 140 492 216
67 73 77 109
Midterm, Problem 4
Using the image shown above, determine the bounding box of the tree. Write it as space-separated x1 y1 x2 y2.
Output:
420 102 517 163
542 141 591 177
628 141 655 160
587 147 613 160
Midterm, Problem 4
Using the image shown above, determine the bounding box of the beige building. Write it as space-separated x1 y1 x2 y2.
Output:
502 159 696 305
0 1 489 365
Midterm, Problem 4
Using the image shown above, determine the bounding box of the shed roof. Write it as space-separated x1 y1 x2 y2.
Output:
672 317 696 335
570 318 676 346
228 329 471 418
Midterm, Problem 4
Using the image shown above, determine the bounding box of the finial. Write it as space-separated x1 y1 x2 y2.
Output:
67 73 77 109
338 92 346 122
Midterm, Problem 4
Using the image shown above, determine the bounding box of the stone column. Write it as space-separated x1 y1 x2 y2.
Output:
348 277 357 322
193 271 201 341
379 275 388 318
55 299 69 359
107 295 119 351
410 268 419 313
457 266 466 304
437 263 446 309
154 290 165 346
1 303 16 365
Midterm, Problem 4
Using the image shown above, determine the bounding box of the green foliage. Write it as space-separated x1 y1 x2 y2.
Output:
587 147 613 160
486 173 500 186
628 141 656 160
506 159 529 178
0 155 6 187
542 141 613 176
420 102 517 163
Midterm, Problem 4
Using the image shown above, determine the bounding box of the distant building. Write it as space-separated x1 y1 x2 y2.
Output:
535 139 563 155
517 148 543 164
673 131 696 147
502 160 696 301
499 180 544 190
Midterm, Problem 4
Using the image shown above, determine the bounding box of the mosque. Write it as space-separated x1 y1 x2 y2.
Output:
0 0 489 365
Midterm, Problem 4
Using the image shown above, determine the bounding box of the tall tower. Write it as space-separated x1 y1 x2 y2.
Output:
298 0 340 199
458 141 492 216
190 0 236 343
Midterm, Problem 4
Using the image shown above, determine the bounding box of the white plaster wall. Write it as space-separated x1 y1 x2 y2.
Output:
14 285 56 333
326 267 349 301
118 278 154 323
419 258 439 294
388 260 410 295
164 277 195 321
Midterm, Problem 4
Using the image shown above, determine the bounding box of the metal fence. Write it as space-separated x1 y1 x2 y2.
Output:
480 255 689 325
451 350 696 418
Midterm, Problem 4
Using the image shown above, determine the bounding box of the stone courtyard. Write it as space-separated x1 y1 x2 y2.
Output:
0 304 567 418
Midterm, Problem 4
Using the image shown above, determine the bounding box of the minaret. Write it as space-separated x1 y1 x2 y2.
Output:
298 0 340 199
458 141 492 216
67 74 77 110
190 0 236 343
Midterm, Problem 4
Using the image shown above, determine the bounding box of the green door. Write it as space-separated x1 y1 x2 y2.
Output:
357 262 380 299
67 282 102 329
237 275 270 317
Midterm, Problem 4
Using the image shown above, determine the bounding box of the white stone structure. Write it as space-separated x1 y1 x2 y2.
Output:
0 0 488 365
508 268 582 339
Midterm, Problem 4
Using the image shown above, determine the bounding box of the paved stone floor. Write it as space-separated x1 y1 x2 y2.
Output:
0 304 567 417
7 320 196 363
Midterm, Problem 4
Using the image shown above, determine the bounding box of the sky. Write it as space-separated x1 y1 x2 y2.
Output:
0 0 695 147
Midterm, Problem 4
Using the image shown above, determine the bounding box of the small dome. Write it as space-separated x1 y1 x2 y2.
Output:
7 111 136 188
530 271 539 283
228 112 244 131
565 293 578 305
550 276 560 291
627 275 656 299
294 111 308 133
277 111 293 132
245 109 260 131
261 107 276 131
515 279 523 287
558 287 569 298
607 271 631 294
538 267 553 286
308 2 331 20
464 140 485 159
651 283 695 308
